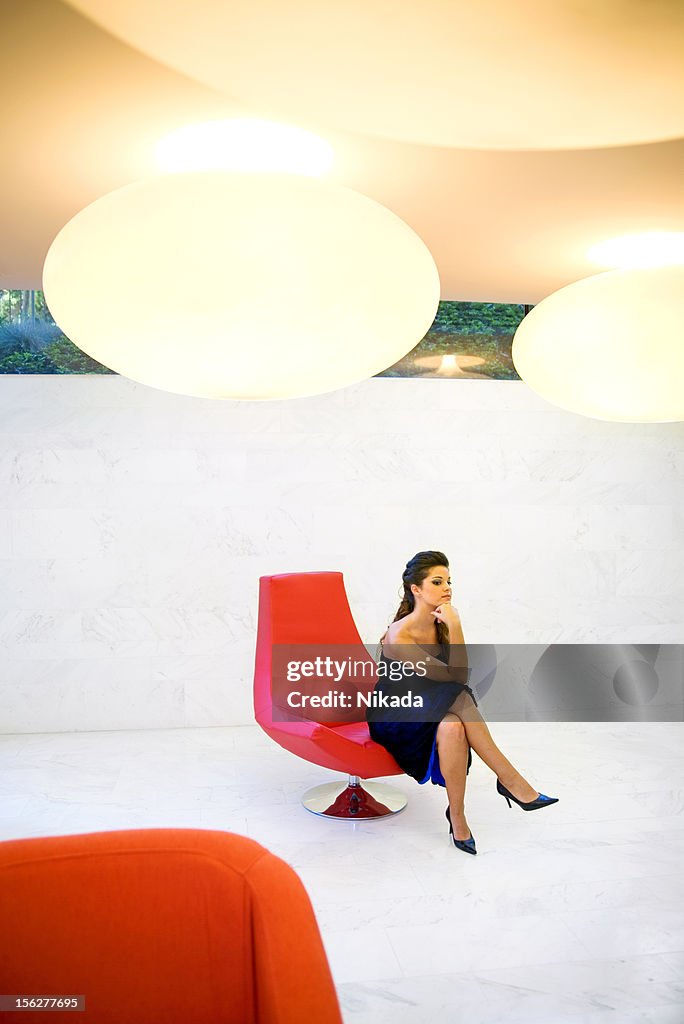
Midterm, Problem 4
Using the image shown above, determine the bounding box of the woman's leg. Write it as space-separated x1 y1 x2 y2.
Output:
436 714 472 840
446 691 540 803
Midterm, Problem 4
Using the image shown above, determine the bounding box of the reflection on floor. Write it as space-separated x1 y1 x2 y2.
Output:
1 722 683 1024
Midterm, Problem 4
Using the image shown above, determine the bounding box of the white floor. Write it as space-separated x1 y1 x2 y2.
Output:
1 722 683 1024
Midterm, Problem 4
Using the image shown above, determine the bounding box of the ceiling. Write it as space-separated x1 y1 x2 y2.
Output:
3 0 684 302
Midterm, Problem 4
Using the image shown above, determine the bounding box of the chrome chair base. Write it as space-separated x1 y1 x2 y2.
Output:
302 775 408 819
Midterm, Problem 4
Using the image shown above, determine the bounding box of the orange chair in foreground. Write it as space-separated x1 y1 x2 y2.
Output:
0 828 342 1024
254 571 407 818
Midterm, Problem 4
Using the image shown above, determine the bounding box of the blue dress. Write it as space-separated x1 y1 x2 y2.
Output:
366 650 479 787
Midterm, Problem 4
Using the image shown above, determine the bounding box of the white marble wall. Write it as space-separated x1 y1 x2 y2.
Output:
1 374 683 733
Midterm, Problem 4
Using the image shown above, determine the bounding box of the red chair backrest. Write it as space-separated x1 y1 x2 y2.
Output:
254 572 376 726
0 828 342 1024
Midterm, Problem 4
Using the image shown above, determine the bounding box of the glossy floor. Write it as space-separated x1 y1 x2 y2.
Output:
1 722 683 1023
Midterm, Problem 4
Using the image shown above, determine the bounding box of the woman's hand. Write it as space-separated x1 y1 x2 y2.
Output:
432 601 466 653
431 602 460 626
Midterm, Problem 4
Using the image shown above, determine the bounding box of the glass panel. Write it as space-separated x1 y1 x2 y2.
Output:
0 292 530 379
0 289 114 375
375 300 529 380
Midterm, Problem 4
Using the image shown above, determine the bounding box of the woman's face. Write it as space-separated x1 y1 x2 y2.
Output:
413 565 452 607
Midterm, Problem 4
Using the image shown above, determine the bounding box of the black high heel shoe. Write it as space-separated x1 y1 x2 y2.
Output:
445 806 477 855
496 778 559 811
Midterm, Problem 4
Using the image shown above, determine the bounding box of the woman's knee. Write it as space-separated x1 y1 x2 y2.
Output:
437 715 467 745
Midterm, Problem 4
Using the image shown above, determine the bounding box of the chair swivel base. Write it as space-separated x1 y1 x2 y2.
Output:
302 775 407 819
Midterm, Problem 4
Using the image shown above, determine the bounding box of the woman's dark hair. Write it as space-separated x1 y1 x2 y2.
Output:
387 550 450 649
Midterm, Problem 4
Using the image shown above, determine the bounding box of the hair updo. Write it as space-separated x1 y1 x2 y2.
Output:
385 550 450 649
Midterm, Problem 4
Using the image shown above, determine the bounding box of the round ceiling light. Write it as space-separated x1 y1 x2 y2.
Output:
512 266 684 422
587 232 684 270
66 0 684 149
42 171 440 400
155 118 334 176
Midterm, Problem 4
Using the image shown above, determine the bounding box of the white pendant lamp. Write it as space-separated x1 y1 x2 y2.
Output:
65 0 684 149
155 118 334 177
587 232 684 271
42 171 440 400
512 266 684 423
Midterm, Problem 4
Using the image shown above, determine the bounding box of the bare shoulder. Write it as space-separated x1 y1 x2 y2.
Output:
385 620 415 646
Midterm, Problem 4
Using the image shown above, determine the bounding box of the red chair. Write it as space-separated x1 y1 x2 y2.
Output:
254 571 407 818
0 828 343 1024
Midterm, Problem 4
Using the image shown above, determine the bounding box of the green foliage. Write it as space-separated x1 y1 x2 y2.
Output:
0 301 115 373
376 300 527 379
0 289 53 323
431 301 527 335
43 337 115 374
0 320 62 355
0 351 63 374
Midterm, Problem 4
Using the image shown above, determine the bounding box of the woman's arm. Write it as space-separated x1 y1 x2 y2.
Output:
383 615 468 684
440 605 469 679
